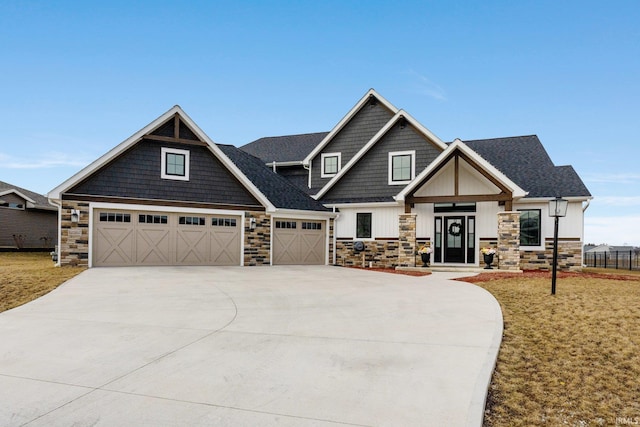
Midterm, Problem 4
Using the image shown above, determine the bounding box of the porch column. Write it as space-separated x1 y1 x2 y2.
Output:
398 213 416 267
497 211 521 271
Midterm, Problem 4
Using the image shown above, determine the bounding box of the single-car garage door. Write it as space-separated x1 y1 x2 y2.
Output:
273 219 325 265
93 209 241 266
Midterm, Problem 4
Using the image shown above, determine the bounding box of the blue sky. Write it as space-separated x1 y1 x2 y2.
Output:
1 1 639 246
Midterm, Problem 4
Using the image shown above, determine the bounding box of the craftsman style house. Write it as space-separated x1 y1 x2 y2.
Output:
50 89 591 270
242 89 592 270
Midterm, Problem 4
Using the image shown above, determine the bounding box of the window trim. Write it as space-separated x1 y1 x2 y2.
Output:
356 212 372 239
161 147 190 181
519 209 542 248
388 150 416 185
321 152 341 178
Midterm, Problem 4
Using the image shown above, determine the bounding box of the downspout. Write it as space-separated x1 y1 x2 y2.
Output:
49 198 62 267
332 206 339 265
581 199 592 267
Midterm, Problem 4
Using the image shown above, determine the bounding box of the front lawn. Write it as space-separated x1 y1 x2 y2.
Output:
0 252 86 312
465 270 640 426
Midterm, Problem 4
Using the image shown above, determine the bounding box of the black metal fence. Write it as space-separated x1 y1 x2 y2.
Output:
584 251 640 271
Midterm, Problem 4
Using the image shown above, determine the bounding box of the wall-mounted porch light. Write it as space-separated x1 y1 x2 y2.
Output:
70 209 80 223
249 217 256 230
548 196 568 295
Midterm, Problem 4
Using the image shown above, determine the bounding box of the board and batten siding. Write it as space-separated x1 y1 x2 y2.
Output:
415 201 500 240
335 206 402 239
514 201 585 242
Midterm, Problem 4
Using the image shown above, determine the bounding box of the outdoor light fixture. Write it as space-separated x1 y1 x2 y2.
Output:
70 209 80 223
548 196 568 295
249 217 256 230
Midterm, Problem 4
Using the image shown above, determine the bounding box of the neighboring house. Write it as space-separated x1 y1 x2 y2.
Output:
242 89 592 271
0 180 57 250
48 107 333 267
585 244 636 254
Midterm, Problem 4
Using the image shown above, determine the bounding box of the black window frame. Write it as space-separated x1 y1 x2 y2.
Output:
391 154 413 182
519 209 542 246
165 152 186 177
356 213 372 239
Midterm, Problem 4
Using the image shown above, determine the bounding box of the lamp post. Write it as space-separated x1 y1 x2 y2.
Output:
549 196 568 295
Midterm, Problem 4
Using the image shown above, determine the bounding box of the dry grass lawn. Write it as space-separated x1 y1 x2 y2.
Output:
464 270 640 426
0 252 85 312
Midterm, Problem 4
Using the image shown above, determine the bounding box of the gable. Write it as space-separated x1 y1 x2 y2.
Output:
308 93 396 191
50 107 272 210
397 140 527 210
413 155 502 197
320 119 443 203
67 138 262 207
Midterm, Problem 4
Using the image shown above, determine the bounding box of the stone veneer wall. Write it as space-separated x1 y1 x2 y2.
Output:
520 239 582 271
398 214 416 267
244 211 270 266
59 200 90 267
335 239 399 268
497 211 521 271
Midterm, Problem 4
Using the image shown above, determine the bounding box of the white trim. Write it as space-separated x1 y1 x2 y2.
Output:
313 110 446 199
388 150 416 185
320 152 341 178
324 201 400 209
0 189 37 206
87 202 245 268
395 139 527 202
47 105 276 212
271 208 335 219
161 147 190 181
303 89 399 165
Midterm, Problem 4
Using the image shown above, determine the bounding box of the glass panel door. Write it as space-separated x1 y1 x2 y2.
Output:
445 217 465 263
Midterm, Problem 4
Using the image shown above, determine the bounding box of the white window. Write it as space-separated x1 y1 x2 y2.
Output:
388 150 415 185
161 147 190 181
321 152 341 178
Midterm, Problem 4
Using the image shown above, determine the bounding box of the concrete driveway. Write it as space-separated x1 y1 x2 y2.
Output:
0 266 502 427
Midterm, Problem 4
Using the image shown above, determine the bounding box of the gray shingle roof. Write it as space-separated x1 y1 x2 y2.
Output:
218 145 330 212
0 180 54 210
240 132 329 163
462 135 591 198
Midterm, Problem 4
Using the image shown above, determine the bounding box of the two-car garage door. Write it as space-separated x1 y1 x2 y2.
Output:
93 209 241 267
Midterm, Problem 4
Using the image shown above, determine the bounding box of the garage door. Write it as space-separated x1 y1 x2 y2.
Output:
273 219 325 265
93 209 241 266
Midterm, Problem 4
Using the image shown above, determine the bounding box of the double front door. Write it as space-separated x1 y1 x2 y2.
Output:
434 216 475 264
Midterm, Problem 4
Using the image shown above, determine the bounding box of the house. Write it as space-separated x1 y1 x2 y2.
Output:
242 89 592 271
49 89 591 270
0 180 57 250
48 107 334 267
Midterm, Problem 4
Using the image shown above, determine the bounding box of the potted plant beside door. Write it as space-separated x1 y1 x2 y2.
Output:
418 245 433 267
481 247 496 269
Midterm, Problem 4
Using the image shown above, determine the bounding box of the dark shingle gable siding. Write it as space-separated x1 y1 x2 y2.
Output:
322 123 443 202
67 139 261 206
310 100 394 191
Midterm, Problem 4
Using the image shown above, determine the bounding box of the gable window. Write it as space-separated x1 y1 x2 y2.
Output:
321 152 341 178
388 150 415 185
356 213 372 239
519 209 541 246
161 147 190 181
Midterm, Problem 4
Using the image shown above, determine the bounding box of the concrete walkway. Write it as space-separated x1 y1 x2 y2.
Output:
0 266 502 427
